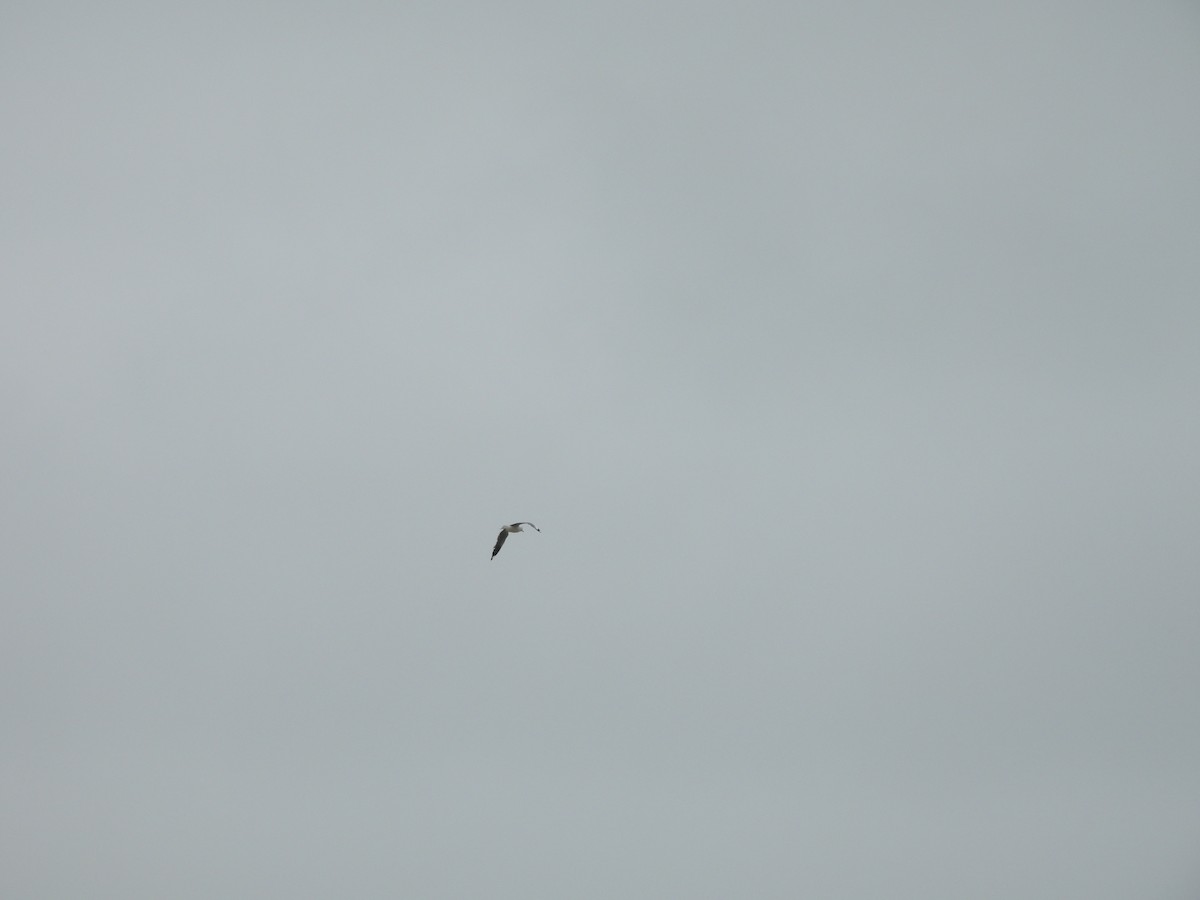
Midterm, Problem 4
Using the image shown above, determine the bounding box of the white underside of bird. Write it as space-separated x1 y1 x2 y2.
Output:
492 522 540 559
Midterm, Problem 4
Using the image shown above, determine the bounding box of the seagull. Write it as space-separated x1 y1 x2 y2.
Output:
492 522 540 559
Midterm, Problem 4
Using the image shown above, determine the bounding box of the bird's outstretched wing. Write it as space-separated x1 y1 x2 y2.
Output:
491 529 508 559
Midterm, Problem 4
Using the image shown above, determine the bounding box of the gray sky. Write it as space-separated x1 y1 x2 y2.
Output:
3 2 1199 897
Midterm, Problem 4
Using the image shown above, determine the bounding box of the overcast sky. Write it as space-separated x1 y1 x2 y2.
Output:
3 2 1199 898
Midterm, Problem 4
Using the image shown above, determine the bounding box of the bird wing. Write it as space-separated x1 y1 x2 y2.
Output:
491 529 508 559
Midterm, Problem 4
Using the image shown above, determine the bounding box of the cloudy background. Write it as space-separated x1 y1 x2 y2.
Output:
3 2 1199 897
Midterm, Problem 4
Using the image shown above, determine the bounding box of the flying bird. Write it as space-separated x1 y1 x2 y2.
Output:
492 522 540 559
